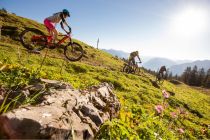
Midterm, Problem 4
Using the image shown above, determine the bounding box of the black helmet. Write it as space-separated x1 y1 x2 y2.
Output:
63 9 70 17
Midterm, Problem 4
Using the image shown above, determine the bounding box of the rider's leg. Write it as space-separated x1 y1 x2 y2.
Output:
131 59 135 66
131 59 135 72
128 59 132 66
47 30 53 42
44 19 55 43
51 28 58 44
160 73 163 80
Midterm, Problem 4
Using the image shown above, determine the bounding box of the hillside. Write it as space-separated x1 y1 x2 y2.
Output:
1 10 210 139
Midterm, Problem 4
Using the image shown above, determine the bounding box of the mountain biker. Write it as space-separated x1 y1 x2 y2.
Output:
128 51 142 66
158 66 167 79
44 9 71 44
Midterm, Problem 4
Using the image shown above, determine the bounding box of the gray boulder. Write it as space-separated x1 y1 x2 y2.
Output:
0 79 120 139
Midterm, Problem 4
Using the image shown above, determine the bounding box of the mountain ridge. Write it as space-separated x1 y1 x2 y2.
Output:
170 60 210 75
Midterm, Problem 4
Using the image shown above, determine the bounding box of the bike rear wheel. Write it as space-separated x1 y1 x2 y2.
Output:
123 64 132 73
20 28 47 51
134 67 140 75
64 42 84 61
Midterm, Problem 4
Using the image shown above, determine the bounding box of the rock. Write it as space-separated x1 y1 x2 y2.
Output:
0 81 120 139
28 83 45 94
0 86 5 101
96 84 121 118
41 79 62 89
80 104 103 126
91 95 106 110
21 89 30 98
0 116 21 139
40 78 73 89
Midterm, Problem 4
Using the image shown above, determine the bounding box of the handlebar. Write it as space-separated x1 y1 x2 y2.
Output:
64 28 71 35
60 25 71 35
65 31 71 35
60 21 71 34
68 27 72 34
136 61 142 64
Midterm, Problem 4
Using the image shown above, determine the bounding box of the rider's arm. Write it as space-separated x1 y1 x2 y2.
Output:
137 55 142 63
60 22 68 33
60 13 71 32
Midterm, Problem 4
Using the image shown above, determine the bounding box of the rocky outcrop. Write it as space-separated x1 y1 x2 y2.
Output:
0 79 120 139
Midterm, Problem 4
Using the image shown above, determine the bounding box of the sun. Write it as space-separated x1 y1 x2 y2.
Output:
170 7 208 38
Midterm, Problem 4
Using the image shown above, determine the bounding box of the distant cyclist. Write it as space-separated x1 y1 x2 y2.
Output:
158 66 167 79
44 9 71 45
128 51 142 66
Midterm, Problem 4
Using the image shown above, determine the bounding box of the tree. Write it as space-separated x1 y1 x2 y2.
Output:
204 69 210 88
188 65 198 86
181 67 191 84
168 72 173 80
197 68 205 86
180 66 210 88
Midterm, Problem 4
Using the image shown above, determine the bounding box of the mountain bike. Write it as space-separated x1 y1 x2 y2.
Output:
20 27 84 61
123 61 141 74
155 72 167 84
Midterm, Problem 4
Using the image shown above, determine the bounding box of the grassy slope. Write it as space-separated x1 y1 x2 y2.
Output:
1 11 210 139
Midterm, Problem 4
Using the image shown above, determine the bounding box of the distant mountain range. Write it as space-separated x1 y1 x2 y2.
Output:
142 57 177 71
101 49 129 59
170 60 210 75
143 58 210 75
102 49 210 75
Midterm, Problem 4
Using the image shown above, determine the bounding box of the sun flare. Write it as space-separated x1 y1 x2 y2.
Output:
170 7 208 38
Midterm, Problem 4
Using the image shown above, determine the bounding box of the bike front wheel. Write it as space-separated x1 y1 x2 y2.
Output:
134 67 140 75
156 75 164 84
20 28 47 51
64 42 84 61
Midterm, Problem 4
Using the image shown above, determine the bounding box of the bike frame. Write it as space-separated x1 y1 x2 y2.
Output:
156 72 166 84
32 33 72 48
54 34 72 46
131 61 141 70
123 61 141 74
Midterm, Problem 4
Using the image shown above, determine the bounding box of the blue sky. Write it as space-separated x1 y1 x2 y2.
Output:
1 0 210 60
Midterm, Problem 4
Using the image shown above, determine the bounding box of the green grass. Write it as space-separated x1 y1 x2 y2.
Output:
1 11 210 139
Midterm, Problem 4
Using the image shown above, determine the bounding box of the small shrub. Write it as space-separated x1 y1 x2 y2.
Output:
70 63 88 73
96 119 138 140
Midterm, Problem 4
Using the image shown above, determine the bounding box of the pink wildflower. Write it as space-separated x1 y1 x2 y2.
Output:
178 128 184 134
162 90 170 99
170 112 177 118
155 105 164 114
